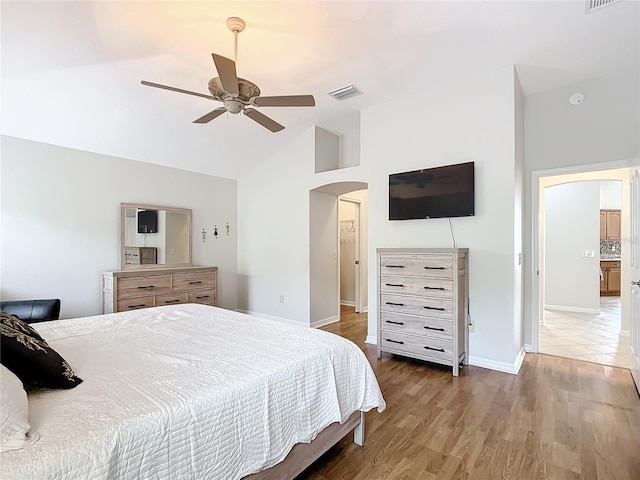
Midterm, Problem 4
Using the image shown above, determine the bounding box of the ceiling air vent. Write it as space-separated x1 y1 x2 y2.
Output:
327 84 363 101
586 0 619 13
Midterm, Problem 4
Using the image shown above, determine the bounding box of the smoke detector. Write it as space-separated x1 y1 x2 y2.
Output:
569 92 585 105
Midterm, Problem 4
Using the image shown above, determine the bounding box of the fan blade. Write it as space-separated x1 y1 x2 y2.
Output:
141 81 216 100
252 95 315 107
244 108 284 133
193 107 227 124
211 54 239 96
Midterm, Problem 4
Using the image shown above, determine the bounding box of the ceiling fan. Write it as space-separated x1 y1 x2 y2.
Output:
141 17 315 133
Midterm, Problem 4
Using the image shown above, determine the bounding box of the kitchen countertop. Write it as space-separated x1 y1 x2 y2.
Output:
600 257 621 261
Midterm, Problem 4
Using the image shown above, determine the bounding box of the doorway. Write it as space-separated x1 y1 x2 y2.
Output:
339 196 362 313
309 182 368 332
533 167 630 368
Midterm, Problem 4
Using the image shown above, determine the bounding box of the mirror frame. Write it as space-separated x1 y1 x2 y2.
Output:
120 202 193 270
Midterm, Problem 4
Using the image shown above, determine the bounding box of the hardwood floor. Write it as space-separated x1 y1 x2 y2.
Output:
298 306 640 480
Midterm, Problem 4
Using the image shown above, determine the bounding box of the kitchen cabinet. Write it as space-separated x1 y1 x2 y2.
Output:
600 260 621 296
600 209 621 240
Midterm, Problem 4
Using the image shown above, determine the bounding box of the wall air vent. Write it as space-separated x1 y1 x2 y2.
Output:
586 0 619 13
327 84 363 101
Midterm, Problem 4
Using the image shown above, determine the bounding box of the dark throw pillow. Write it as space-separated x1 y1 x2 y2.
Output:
0 311 45 341
0 324 82 390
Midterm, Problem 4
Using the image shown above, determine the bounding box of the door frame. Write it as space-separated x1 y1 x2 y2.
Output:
629 165 639 393
530 159 632 353
339 196 363 313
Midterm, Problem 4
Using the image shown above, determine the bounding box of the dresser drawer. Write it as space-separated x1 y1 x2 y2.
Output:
380 254 454 277
117 275 172 297
117 296 155 312
173 272 216 292
155 293 187 307
188 289 216 305
380 293 453 319
380 275 453 298
381 311 453 339
380 331 453 362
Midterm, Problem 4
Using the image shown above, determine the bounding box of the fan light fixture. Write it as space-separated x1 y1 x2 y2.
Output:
140 17 316 132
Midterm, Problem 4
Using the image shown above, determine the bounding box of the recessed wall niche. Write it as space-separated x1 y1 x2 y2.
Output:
314 115 361 173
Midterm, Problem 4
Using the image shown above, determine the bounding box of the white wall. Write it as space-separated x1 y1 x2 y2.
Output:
239 66 524 372
0 135 238 318
363 66 520 372
314 127 339 173
237 129 315 324
524 69 639 345
600 180 623 209
543 181 600 312
309 191 339 327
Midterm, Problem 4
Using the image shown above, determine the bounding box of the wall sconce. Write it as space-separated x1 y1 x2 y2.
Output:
201 228 207 243
213 225 219 239
225 222 230 236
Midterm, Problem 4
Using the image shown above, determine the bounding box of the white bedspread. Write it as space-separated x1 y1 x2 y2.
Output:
0 304 385 479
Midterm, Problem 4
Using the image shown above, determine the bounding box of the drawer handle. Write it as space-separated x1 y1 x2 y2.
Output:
424 346 445 352
386 339 404 345
386 265 405 268
385 283 405 287
385 320 404 325
423 306 445 311
424 286 445 291
164 299 181 304
188 281 203 285
137 285 155 289
128 304 147 309
423 266 445 270
424 326 445 331
195 295 210 299
386 302 405 306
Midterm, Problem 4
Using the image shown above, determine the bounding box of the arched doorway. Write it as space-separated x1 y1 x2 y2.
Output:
309 182 368 330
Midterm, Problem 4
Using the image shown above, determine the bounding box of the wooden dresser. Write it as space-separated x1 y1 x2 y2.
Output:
124 246 157 265
102 266 217 314
377 248 469 376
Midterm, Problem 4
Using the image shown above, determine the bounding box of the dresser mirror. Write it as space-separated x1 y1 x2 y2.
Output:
120 203 192 270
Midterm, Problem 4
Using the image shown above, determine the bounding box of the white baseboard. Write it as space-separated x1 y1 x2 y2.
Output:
365 335 377 345
469 349 526 375
311 315 340 329
524 343 533 353
360 306 369 313
544 304 599 315
340 300 355 307
235 309 308 327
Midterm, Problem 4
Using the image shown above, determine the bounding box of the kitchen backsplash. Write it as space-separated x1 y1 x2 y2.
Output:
600 240 621 258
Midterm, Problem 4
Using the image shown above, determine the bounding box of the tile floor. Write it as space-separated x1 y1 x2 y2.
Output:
540 296 630 368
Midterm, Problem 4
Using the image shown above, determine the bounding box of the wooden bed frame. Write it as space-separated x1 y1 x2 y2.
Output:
245 410 365 479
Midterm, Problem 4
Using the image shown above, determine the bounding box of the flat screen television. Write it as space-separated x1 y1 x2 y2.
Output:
389 161 475 220
137 209 158 233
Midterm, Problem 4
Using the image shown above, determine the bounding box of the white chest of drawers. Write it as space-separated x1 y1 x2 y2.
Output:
377 248 469 376
102 266 218 314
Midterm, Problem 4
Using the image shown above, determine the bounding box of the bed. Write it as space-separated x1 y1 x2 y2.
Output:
0 303 386 479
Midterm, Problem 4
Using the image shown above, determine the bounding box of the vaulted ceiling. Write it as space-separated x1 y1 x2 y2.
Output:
2 1 638 179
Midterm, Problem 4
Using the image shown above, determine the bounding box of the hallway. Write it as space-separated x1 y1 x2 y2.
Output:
540 297 629 368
